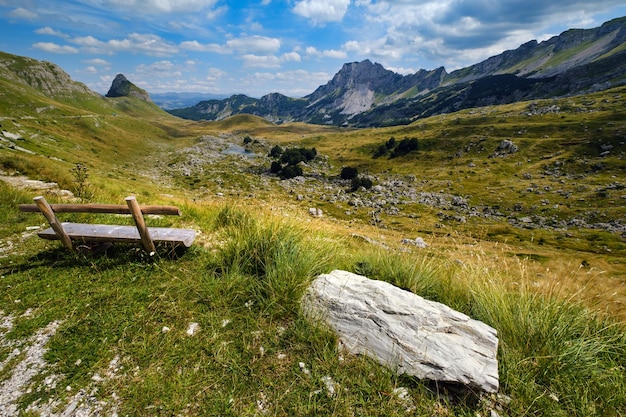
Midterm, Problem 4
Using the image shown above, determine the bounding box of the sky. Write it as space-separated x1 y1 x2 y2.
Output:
0 1 625 98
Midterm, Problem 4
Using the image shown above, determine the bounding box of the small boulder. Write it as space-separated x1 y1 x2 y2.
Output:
302 270 499 393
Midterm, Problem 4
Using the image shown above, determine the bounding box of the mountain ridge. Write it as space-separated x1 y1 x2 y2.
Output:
169 16 626 127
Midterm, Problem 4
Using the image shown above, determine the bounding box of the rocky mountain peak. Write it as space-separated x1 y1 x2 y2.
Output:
105 74 152 102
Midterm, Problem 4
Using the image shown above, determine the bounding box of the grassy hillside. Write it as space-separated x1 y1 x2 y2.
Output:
0 79 625 416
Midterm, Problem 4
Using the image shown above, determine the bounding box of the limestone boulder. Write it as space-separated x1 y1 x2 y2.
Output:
301 270 499 393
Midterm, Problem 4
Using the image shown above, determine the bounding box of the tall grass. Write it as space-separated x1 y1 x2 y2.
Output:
344 245 626 416
210 205 337 318
1 200 624 416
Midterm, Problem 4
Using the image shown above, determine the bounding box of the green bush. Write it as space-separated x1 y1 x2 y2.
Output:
340 166 359 180
269 145 283 158
279 164 303 179
350 175 373 191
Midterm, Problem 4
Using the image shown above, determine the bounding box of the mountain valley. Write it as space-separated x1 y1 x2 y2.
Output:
0 21 625 416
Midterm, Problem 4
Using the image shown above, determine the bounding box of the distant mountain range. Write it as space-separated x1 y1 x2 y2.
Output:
168 16 626 127
151 92 230 110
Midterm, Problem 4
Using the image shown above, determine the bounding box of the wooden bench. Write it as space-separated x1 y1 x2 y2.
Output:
19 195 196 255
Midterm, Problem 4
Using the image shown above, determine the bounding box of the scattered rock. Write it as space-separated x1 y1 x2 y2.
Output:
400 237 428 248
302 270 499 393
186 322 200 336
490 140 518 158
308 207 323 218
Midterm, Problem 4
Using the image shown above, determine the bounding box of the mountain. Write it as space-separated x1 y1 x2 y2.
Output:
170 16 626 127
0 51 97 99
106 73 152 103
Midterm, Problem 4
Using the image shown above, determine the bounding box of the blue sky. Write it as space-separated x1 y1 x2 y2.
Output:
1 0 625 98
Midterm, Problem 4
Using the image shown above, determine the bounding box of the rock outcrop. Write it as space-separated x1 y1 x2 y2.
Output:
302 270 499 393
0 51 96 98
105 74 152 102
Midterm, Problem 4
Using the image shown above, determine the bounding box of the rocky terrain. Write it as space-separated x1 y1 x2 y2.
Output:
152 132 626 239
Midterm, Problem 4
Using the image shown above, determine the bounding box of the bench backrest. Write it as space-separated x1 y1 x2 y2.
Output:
19 203 181 215
20 195 184 254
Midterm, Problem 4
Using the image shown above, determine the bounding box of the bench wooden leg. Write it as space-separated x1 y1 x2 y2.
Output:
34 196 74 251
126 196 157 255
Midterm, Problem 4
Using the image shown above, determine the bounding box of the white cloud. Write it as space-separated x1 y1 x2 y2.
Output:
206 67 227 81
32 42 79 54
293 0 350 24
8 7 38 20
84 58 110 66
240 54 281 68
135 61 182 78
95 0 218 14
226 35 281 54
85 66 98 73
180 40 229 54
205 5 228 20
281 52 301 62
35 27 67 38
72 33 178 57
306 46 347 59
137 60 174 72
251 69 332 96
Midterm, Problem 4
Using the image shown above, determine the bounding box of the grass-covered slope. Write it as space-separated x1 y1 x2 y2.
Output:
0 61 625 415
1 183 625 416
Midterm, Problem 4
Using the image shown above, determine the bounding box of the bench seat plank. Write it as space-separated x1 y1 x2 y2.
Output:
38 222 196 247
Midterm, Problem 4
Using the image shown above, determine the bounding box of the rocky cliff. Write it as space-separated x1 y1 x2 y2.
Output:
0 51 97 98
105 74 152 102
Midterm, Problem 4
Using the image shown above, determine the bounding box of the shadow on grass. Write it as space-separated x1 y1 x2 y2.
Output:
0 242 198 276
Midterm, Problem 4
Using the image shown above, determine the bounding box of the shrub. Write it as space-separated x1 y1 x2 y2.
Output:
351 175 373 191
279 147 317 166
340 166 359 180
269 145 283 158
279 164 303 179
270 161 282 174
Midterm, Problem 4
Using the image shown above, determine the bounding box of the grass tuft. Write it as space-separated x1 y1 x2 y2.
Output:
211 206 335 318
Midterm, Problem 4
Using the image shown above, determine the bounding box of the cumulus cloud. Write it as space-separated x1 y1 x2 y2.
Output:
305 46 347 59
352 0 626 70
281 52 301 62
8 7 38 20
72 33 178 57
35 27 68 38
240 54 281 69
251 69 332 96
32 42 79 54
180 40 229 54
83 58 110 66
293 0 350 24
135 60 181 77
206 67 227 81
226 35 281 54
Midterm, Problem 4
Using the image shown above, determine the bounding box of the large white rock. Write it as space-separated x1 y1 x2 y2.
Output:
301 270 499 393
